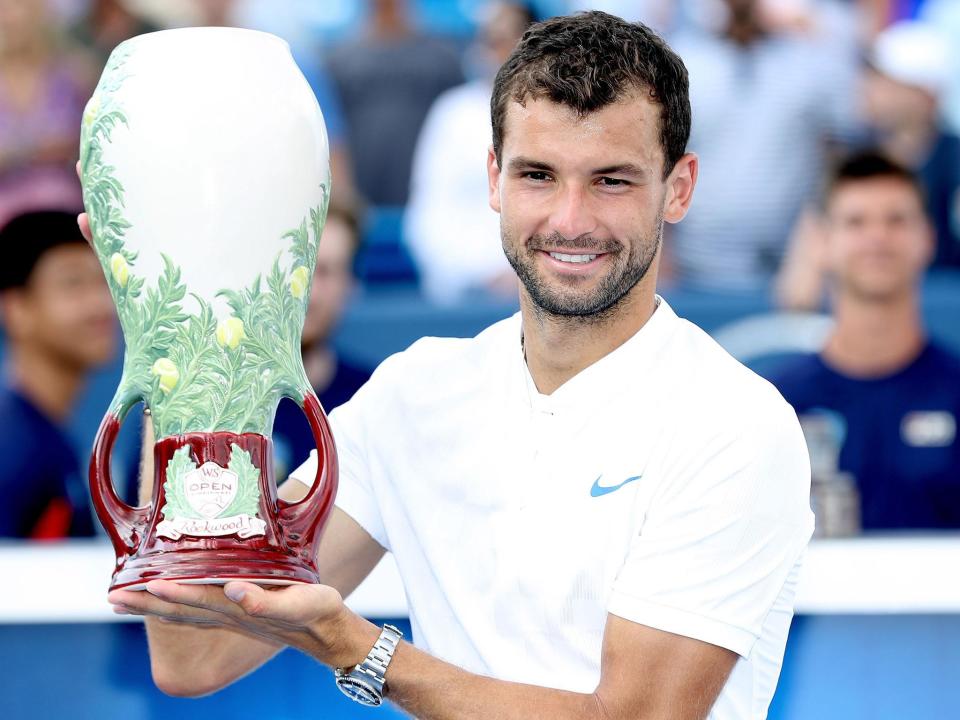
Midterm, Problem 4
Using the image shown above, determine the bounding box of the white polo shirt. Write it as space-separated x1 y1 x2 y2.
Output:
291 298 814 719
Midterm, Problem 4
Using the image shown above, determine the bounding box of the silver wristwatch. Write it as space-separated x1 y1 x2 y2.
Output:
335 623 404 706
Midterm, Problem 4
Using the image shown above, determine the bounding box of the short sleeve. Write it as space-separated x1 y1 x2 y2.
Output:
288 381 390 551
608 398 814 658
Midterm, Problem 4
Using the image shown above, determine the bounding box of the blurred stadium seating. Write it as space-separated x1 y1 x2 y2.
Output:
355 205 419 285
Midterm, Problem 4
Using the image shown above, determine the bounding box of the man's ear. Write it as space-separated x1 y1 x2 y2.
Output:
487 146 502 214
663 152 698 224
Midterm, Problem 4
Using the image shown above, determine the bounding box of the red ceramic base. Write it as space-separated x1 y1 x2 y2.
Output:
90 394 338 593
110 547 320 591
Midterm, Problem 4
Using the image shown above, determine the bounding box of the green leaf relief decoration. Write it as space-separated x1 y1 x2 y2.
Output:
161 446 198 521
222 444 261 518
81 46 329 440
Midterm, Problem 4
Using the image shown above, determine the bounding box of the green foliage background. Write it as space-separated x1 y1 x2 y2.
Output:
80 42 329 440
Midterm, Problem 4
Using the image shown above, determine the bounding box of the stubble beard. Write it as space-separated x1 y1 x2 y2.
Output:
501 213 662 325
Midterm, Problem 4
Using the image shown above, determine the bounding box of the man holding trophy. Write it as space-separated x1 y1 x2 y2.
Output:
90 12 812 720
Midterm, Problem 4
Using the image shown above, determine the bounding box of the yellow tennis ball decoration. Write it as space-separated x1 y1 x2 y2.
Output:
110 253 129 287
290 265 310 299
216 316 245 350
151 358 179 393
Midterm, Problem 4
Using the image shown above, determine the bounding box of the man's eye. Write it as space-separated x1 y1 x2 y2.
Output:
599 176 627 187
526 171 550 182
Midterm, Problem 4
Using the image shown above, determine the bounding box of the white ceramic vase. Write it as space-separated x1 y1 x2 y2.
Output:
81 28 337 590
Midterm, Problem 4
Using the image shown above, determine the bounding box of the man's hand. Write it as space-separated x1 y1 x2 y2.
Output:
78 212 93 245
109 580 379 670
75 161 93 246
113 578 737 720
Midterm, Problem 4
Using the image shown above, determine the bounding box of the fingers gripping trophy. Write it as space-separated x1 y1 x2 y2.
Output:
81 28 338 590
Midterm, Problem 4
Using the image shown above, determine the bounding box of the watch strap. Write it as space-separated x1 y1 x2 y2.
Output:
358 622 403 690
335 623 404 706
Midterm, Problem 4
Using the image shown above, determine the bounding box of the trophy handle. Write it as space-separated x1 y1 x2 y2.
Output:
89 399 151 556
277 391 338 553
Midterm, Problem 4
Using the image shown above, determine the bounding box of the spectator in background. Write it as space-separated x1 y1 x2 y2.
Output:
667 0 859 292
405 1 535 304
776 19 960 309
0 0 94 224
863 21 960 267
770 153 960 529
271 203 370 479
326 0 464 206
0 210 116 538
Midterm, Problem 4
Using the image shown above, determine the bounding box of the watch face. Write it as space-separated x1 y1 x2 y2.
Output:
336 675 382 707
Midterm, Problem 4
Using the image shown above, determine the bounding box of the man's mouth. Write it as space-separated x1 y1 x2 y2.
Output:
548 252 598 264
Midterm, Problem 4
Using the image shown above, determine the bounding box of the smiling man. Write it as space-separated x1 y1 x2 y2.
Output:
771 152 960 529
106 12 813 720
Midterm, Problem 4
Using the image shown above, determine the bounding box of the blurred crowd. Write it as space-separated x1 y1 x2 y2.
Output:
1 0 958 539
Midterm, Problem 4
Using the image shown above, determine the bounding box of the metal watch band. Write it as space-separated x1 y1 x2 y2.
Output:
359 623 403 684
335 623 404 706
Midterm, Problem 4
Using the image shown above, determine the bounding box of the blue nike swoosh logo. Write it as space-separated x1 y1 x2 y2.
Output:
590 475 642 497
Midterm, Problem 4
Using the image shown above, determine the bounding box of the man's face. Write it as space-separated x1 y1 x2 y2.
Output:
488 93 672 320
3 244 116 369
825 178 932 301
301 216 356 348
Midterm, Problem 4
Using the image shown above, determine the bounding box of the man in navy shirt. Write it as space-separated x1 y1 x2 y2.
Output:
771 152 960 529
271 203 371 479
0 210 116 538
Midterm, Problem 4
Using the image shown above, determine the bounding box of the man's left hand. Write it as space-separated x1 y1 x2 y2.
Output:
108 580 378 669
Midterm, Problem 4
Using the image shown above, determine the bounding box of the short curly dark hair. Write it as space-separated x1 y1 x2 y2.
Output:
491 11 691 179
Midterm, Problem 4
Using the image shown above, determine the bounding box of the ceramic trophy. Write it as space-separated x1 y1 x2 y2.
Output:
80 28 337 590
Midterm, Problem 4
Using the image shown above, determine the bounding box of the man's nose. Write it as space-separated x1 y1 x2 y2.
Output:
548 184 597 242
